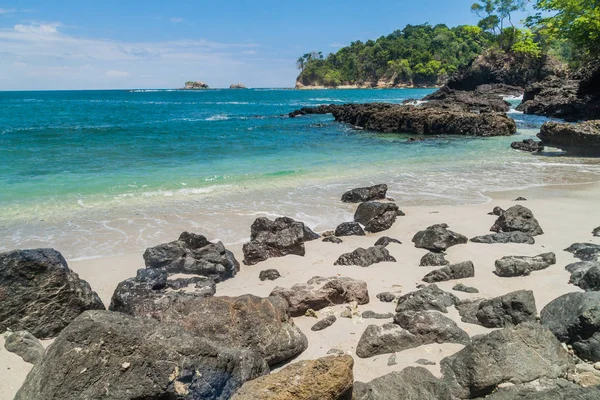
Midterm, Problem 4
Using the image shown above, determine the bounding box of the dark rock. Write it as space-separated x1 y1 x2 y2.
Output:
511 139 544 152
270 276 369 317
374 236 402 247
422 85 511 112
594 227 600 237
541 291 600 361
231 355 354 400
415 359 436 366
356 311 469 358
485 379 600 400
111 293 307 366
259 269 281 281
4 330 45 364
514 196 528 201
395 284 457 314
354 202 399 233
452 283 479 293
441 323 572 398
15 310 268 400
578 266 600 291
334 221 365 237
537 120 600 155
334 246 396 267
323 236 343 244
341 184 388 203
566 261 600 286
470 231 535 244
412 223 468 252
311 315 337 331
166 275 211 291
353 367 453 400
490 205 544 236
376 292 397 303
565 243 600 261
422 261 475 283
0 249 105 339
387 354 397 366
242 217 319 265
362 311 394 319
494 252 556 277
144 232 240 281
491 206 505 216
474 290 537 328
419 251 450 267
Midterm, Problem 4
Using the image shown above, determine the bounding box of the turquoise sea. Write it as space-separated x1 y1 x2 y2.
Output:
2 88 600 259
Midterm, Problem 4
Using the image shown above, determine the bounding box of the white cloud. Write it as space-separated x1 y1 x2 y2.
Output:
105 69 130 78
169 17 183 23
0 8 16 15
14 22 60 35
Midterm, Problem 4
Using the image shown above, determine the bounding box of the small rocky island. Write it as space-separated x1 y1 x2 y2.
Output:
183 81 209 90
230 83 247 89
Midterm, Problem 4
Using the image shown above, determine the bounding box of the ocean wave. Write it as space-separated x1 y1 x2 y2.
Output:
205 114 229 121
308 98 344 102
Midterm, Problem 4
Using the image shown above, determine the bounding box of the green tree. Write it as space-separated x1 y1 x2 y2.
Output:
471 0 529 49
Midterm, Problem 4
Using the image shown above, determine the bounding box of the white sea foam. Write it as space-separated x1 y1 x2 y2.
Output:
205 114 229 121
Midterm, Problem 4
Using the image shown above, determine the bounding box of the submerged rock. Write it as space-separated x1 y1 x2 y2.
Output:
537 120 600 156
4 330 45 364
354 201 399 233
353 367 453 400
334 221 365 237
490 205 543 236
422 261 475 283
334 246 396 267
412 224 468 252
0 248 105 339
270 276 369 317
494 252 556 277
511 139 544 152
470 231 535 244
395 284 457 314
341 184 388 203
419 251 450 267
242 217 319 265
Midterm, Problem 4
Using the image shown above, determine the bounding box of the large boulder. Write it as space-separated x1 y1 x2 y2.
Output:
490 205 543 236
143 232 239 281
458 290 537 328
537 120 600 156
412 224 468 252
422 261 474 283
341 184 388 203
110 291 307 366
353 367 453 400
566 261 600 287
354 202 399 233
270 276 369 317
484 378 600 400
541 291 600 362
0 248 105 338
335 222 365 237
356 311 469 358
494 252 556 277
15 310 268 400
470 231 535 244
441 323 573 398
231 355 354 400
421 85 512 112
242 217 319 265
420 251 450 266
577 265 600 291
4 330 45 364
395 284 458 313
334 246 396 267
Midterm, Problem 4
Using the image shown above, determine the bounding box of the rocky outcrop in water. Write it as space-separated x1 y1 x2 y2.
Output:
15 310 268 400
511 139 544 152
421 85 512 113
341 184 388 203
0 248 105 339
537 120 600 156
183 81 209 89
229 83 247 89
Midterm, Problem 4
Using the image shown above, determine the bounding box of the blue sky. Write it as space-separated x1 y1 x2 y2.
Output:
0 0 534 90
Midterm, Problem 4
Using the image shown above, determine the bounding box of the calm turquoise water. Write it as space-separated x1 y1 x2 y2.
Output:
2 88 600 258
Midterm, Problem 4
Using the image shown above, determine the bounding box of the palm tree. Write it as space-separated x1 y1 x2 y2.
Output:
296 57 305 71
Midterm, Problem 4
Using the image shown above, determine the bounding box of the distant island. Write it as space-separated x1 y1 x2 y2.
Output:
230 83 247 89
183 81 209 90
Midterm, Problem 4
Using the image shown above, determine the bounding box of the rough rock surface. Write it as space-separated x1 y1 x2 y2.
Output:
490 205 544 236
270 276 369 317
4 330 45 364
354 202 400 233
144 232 240 281
0 248 105 338
577 265 600 291
341 184 388 203
566 261 600 287
323 236 343 244
494 252 556 277
376 292 397 303
259 269 281 281
486 380 600 400
565 243 600 262
452 283 479 293
184 81 209 89
412 223 468 252
470 231 535 244
334 246 396 267
289 103 517 137
242 217 319 265
362 311 394 319
422 261 475 283
311 315 337 331
334 222 365 237
353 367 453 400
231 355 354 400
537 120 600 156
15 310 269 400
419 251 450 266
473 290 537 328
541 291 600 361
441 323 573 398
491 206 505 216
421 85 512 112
594 226 600 237
356 311 469 358
511 139 544 152
395 284 457 313
374 236 402 247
